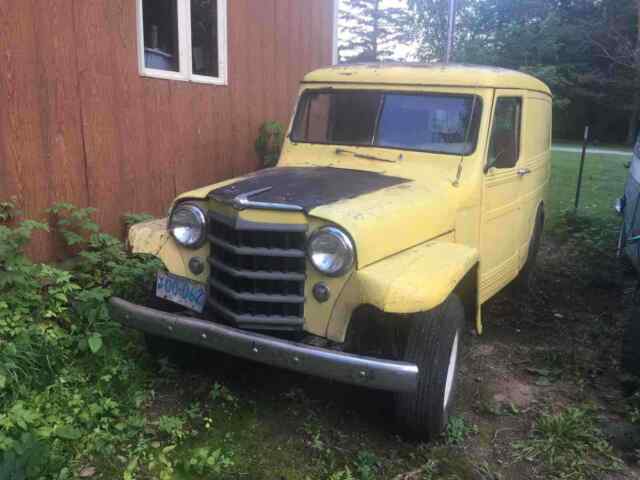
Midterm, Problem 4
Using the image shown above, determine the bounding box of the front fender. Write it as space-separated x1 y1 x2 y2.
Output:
358 241 478 314
326 240 479 342
128 218 209 282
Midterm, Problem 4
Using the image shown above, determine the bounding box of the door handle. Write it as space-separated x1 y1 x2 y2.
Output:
517 168 531 177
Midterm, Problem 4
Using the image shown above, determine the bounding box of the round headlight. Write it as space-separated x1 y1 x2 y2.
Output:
308 227 355 277
168 203 207 248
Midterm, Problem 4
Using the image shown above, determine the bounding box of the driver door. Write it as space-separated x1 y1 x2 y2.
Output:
479 93 525 302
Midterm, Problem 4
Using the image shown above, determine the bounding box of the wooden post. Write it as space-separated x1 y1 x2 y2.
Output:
574 126 590 211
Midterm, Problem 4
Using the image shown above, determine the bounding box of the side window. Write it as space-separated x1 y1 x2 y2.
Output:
488 97 522 169
138 0 228 85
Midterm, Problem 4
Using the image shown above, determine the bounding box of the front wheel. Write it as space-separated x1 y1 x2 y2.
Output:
394 294 465 440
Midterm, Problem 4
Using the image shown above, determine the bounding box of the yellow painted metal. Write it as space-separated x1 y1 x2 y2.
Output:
128 218 209 283
126 64 552 340
478 89 552 302
326 235 478 342
302 64 552 95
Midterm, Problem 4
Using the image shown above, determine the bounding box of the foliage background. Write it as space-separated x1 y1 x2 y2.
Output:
338 0 640 145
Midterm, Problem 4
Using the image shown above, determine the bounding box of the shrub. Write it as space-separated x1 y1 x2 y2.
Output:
0 202 173 479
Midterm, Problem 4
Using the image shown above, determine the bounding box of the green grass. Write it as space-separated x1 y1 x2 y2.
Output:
547 150 627 234
514 407 624 480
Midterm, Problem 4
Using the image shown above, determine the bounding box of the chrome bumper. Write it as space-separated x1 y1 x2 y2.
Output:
110 297 418 393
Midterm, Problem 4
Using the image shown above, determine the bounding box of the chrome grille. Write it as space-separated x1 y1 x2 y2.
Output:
207 212 306 331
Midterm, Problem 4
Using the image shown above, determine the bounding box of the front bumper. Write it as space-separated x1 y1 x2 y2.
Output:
110 297 418 393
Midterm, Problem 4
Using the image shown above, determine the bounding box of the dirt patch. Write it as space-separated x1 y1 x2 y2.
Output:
491 377 536 409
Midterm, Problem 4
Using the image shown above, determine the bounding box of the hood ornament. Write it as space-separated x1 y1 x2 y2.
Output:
212 186 304 212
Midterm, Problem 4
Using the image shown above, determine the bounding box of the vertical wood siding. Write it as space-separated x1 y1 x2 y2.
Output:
0 0 335 260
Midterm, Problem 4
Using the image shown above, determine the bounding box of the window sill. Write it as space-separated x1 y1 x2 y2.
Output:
140 68 228 86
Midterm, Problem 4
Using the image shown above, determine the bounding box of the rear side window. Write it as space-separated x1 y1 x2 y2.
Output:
488 97 522 169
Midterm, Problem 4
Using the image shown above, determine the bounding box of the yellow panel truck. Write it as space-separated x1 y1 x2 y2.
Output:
111 64 552 440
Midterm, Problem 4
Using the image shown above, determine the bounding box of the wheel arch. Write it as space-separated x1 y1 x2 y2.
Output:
330 242 481 344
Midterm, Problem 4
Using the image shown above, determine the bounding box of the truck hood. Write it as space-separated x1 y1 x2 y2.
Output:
182 166 457 268
308 175 456 267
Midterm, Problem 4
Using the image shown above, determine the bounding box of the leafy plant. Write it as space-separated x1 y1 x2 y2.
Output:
0 198 18 224
156 415 188 442
354 450 379 480
181 446 234 476
0 433 49 480
445 415 478 445
48 203 161 301
123 212 155 227
255 121 285 168
0 204 170 479
328 466 356 480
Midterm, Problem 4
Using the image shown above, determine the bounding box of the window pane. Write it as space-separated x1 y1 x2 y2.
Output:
377 94 480 154
291 92 382 146
142 0 180 72
191 0 219 77
489 98 522 169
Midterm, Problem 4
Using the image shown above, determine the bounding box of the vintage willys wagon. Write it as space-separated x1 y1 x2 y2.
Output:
111 64 552 439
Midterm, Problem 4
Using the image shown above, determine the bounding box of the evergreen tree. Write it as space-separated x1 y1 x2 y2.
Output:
339 0 412 63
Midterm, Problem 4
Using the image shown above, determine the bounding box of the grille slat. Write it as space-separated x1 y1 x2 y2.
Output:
208 235 305 258
209 278 304 304
207 213 306 331
208 258 305 281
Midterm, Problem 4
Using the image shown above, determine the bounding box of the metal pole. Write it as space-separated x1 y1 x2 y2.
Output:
574 125 590 210
446 0 456 63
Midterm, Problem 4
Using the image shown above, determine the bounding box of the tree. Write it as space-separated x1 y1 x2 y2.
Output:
339 0 412 63
407 0 640 143
587 0 640 143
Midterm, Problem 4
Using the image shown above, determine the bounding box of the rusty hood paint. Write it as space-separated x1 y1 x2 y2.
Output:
308 179 457 268
206 166 411 212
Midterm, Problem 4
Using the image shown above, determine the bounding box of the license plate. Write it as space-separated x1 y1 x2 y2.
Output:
156 272 207 313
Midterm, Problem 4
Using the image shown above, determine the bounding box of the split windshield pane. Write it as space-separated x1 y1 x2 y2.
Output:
292 91 481 155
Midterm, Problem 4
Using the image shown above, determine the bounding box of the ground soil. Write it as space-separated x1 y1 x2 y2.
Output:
147 238 640 479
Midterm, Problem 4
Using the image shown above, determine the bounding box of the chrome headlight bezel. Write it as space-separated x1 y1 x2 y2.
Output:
168 203 207 249
307 226 355 277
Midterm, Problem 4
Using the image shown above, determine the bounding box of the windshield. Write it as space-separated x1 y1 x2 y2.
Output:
291 90 482 155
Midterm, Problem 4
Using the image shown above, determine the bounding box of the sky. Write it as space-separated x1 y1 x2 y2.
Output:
338 0 418 61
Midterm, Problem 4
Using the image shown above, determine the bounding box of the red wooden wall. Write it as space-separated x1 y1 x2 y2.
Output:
0 0 335 260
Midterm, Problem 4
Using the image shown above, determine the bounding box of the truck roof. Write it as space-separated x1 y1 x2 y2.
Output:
303 63 552 96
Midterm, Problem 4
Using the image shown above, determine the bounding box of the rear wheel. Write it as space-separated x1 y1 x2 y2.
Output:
623 303 640 378
394 294 465 440
513 206 544 293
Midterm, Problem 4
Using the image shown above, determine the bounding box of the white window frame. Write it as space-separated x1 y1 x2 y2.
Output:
136 0 228 85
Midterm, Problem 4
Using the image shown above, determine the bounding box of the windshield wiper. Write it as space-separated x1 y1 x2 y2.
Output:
335 148 402 163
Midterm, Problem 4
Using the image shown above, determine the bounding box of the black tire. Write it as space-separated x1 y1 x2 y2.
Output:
394 294 465 440
512 206 544 293
622 304 640 378
144 334 200 369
